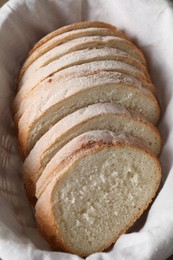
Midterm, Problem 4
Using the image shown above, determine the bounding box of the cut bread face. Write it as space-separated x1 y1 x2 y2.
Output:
13 59 155 115
20 46 150 86
17 72 160 157
18 35 148 90
21 21 146 77
35 130 161 257
23 103 161 202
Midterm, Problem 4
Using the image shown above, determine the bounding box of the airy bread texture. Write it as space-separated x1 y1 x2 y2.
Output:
17 71 160 156
21 21 146 77
23 103 161 202
35 130 161 257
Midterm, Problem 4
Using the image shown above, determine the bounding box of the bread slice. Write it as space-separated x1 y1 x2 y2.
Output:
35 130 161 257
23 102 161 202
14 59 155 115
20 46 150 86
30 21 130 55
21 21 146 77
17 72 160 156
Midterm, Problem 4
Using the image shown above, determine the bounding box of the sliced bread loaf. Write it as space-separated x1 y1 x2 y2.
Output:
17 72 160 156
23 102 161 202
35 130 161 257
13 21 162 257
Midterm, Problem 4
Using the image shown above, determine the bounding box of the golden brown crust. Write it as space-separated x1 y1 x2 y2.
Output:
35 134 161 257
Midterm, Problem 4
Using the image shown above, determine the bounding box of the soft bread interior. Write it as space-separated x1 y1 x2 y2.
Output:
54 148 159 255
39 141 161 256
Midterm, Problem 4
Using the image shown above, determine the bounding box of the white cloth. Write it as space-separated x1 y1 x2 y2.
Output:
0 0 173 259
